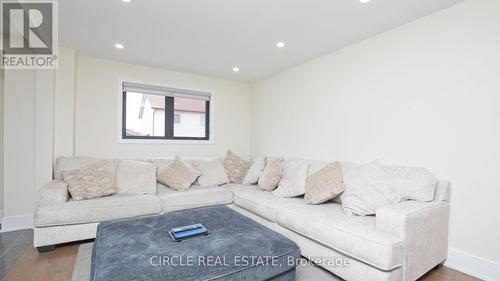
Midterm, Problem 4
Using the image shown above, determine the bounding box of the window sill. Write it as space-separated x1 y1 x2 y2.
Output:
118 138 213 145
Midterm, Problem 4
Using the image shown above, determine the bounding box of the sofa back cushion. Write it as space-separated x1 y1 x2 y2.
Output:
242 156 266 185
191 158 230 187
273 159 309 197
341 161 401 216
116 160 157 195
54 156 102 180
55 156 151 180
383 165 437 202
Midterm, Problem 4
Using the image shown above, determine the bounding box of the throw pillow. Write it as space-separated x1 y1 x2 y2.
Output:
242 156 266 185
273 159 309 197
258 158 284 191
223 150 251 184
116 160 157 195
62 160 119 201
304 162 344 204
383 165 437 201
157 156 201 191
152 158 174 175
193 158 230 187
341 160 401 216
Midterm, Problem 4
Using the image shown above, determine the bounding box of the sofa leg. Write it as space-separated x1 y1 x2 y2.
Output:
37 245 56 253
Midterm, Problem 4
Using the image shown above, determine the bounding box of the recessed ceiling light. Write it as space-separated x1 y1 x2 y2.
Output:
115 43 124 49
122 0 131 2
360 0 370 3
276 42 286 48
232 67 240 72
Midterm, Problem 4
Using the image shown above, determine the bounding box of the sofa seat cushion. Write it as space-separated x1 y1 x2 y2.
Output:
158 185 234 213
35 194 161 227
276 203 403 271
230 185 306 222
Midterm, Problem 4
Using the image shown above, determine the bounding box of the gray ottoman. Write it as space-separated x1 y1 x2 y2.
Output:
91 206 301 281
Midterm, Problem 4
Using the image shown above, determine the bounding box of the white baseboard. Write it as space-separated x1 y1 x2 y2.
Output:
445 248 500 281
1 213 34 232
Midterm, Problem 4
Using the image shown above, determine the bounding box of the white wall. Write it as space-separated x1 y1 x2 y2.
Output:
251 0 500 277
54 48 77 159
74 56 251 158
2 70 37 223
1 69 55 230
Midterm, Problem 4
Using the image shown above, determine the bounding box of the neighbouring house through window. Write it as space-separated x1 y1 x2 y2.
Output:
122 81 210 140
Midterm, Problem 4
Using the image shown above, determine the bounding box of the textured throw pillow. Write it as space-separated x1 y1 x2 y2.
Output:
383 165 437 201
341 161 401 216
116 160 157 195
242 156 266 185
193 158 230 187
273 159 310 197
152 158 174 174
62 160 118 201
157 156 201 191
223 150 251 184
304 162 344 204
258 158 284 191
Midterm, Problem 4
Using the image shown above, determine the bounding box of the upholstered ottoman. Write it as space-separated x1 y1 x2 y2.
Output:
90 206 300 281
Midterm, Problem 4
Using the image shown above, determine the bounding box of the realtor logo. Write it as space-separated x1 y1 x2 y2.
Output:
1 0 58 69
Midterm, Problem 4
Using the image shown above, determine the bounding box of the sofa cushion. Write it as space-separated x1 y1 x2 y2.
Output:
54 156 101 180
242 156 266 185
341 161 401 216
275 203 403 271
383 165 437 202
192 158 230 187
35 194 161 227
54 156 151 180
158 185 234 213
116 160 157 195
273 159 309 198
230 185 305 222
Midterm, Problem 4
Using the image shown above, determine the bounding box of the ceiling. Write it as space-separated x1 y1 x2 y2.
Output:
59 0 463 82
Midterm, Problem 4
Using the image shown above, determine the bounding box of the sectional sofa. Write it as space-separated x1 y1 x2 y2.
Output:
34 156 450 281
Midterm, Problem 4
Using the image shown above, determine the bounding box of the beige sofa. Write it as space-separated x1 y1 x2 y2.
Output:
34 157 450 281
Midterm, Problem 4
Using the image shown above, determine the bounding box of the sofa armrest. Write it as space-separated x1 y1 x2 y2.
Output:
376 201 450 281
38 180 70 207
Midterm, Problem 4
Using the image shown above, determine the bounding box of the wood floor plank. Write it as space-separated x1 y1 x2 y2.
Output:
2 243 482 281
2 245 78 281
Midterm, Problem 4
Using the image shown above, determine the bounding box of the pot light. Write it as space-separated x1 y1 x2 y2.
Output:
115 43 124 49
276 42 286 48
232 67 240 72
122 0 131 2
360 0 370 3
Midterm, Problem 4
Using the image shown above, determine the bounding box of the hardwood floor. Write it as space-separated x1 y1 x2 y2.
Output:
2 245 78 281
0 230 483 281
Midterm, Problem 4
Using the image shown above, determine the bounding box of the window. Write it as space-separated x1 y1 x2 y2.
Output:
122 82 210 140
